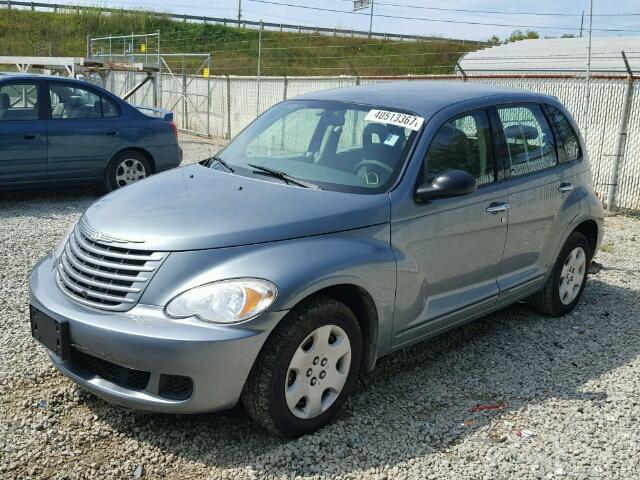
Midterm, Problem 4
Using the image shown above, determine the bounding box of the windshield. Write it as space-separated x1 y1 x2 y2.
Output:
214 100 423 194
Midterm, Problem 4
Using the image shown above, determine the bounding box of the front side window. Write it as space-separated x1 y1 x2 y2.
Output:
0 82 39 121
497 104 557 176
49 83 119 119
546 105 581 163
423 110 494 186
217 100 421 194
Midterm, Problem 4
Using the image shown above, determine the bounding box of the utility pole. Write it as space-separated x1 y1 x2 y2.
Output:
368 0 374 39
579 10 584 38
583 0 594 143
238 0 242 26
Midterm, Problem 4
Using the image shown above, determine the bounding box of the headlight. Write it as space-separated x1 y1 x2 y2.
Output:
53 221 78 261
165 278 277 324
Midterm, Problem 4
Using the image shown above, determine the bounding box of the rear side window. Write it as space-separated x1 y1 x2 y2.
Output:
546 105 582 163
423 110 494 186
0 82 39 121
101 97 120 118
49 83 120 119
496 104 557 177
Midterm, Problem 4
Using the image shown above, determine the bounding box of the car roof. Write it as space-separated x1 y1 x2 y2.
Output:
0 72 91 82
292 81 547 118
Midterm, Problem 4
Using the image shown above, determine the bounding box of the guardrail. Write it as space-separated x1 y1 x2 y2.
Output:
0 0 481 46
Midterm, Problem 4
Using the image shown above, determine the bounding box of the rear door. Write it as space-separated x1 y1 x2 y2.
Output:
45 81 124 180
491 103 569 305
0 80 48 183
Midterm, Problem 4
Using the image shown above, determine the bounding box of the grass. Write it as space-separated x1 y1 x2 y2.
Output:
0 7 482 76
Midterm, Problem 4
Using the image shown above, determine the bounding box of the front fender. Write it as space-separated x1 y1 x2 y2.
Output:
141 224 397 358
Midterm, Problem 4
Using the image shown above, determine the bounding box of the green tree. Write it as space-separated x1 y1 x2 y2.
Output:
506 29 540 42
487 35 501 46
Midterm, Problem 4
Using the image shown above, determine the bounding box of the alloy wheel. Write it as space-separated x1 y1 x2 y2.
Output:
115 158 147 187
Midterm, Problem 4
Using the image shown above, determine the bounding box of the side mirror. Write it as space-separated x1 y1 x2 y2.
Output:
414 169 477 202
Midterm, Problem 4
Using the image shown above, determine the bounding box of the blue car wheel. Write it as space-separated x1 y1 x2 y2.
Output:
104 150 152 192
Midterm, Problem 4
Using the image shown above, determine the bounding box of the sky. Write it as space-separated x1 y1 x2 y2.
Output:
44 0 640 41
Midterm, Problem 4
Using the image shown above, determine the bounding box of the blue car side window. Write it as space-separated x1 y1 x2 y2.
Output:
0 82 39 121
49 83 119 120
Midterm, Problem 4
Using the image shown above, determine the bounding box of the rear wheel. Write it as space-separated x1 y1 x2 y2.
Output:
527 231 591 316
103 151 151 192
242 296 362 437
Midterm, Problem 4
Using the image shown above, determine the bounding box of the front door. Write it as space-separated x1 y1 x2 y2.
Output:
45 81 124 180
0 81 47 184
391 109 509 346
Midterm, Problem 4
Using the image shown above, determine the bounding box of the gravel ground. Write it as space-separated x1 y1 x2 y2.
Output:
1 135 639 479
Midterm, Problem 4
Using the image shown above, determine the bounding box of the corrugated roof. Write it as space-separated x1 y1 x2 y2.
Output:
458 36 640 75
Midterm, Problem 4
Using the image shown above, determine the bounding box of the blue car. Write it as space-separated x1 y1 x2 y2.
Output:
0 73 182 191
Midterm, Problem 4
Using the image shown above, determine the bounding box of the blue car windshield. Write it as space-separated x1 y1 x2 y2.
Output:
215 100 423 194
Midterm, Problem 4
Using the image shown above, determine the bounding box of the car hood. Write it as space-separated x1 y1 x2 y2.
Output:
82 164 390 251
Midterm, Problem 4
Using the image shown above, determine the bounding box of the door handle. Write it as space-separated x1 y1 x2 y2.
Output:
486 202 510 214
106 131 118 136
558 183 575 193
23 134 38 140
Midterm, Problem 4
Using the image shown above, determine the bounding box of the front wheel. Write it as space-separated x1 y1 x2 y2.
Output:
527 231 591 316
103 151 151 192
242 296 362 437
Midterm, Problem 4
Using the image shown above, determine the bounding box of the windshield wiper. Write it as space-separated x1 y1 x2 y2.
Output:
209 155 234 173
247 163 322 190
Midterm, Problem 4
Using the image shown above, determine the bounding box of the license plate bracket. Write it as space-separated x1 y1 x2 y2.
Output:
30 306 71 360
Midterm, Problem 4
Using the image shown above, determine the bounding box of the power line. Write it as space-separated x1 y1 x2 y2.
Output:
246 0 640 33
330 0 640 17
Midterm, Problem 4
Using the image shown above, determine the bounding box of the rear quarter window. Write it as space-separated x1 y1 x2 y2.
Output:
546 105 582 163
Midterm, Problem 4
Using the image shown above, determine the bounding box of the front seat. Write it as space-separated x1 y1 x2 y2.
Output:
353 123 406 186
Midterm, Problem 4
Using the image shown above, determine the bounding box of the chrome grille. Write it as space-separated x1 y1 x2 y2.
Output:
56 224 166 311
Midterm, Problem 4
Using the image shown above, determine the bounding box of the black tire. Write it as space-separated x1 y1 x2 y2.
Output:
527 231 591 316
242 296 362 438
102 150 152 192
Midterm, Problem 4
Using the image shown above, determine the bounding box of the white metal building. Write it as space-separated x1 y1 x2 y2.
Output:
458 36 640 75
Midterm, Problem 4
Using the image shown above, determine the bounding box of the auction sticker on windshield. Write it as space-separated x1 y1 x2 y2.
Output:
365 109 424 131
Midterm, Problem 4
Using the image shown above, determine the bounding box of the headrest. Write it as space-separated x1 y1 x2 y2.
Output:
363 123 389 150
0 93 9 109
504 125 539 141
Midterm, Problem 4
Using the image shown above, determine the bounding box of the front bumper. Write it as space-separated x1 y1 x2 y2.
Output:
29 255 286 413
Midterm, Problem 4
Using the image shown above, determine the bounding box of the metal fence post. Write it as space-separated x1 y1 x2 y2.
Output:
256 20 263 117
151 73 158 108
607 52 635 211
86 35 91 58
226 75 232 139
206 56 211 137
182 56 187 130
283 75 288 100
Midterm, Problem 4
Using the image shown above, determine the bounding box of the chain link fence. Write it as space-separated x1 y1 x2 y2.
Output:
104 72 640 212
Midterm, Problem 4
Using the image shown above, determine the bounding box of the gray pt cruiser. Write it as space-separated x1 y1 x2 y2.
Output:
29 82 604 437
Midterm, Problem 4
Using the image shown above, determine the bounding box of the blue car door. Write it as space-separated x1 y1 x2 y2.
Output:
0 80 48 183
45 81 124 180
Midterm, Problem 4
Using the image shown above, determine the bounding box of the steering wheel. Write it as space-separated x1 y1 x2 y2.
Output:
353 160 394 186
